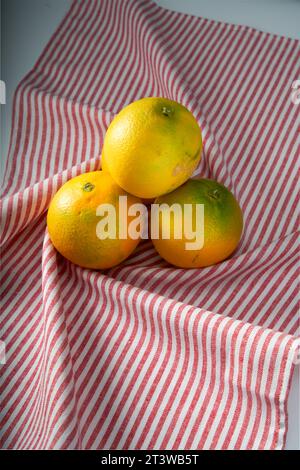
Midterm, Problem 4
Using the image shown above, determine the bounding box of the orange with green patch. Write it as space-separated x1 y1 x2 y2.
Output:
47 171 141 269
151 178 243 268
102 97 202 199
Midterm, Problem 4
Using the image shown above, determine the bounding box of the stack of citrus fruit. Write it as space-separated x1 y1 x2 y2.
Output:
47 97 243 269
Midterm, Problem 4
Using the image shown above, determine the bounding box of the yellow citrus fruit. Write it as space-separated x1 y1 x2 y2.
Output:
102 97 202 199
47 171 141 269
151 178 243 268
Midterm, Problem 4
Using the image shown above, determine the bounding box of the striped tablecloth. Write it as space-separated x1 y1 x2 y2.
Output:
1 0 299 450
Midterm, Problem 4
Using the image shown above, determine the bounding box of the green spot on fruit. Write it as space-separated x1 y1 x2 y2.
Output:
83 182 95 192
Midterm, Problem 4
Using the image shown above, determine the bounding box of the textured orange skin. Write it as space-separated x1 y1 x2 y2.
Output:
102 97 202 199
151 178 243 268
47 171 141 269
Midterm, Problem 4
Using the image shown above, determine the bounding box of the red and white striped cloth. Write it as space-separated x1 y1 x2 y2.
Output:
1 0 299 450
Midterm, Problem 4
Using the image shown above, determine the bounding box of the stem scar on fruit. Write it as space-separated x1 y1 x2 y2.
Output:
161 106 173 117
83 182 95 192
208 189 220 200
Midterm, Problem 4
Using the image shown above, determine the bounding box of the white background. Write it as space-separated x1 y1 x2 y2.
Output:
1 0 299 449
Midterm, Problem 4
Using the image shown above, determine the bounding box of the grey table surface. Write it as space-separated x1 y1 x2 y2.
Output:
1 0 299 450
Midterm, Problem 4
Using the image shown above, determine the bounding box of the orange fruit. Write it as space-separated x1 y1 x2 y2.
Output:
151 178 243 268
102 97 202 199
47 171 142 269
